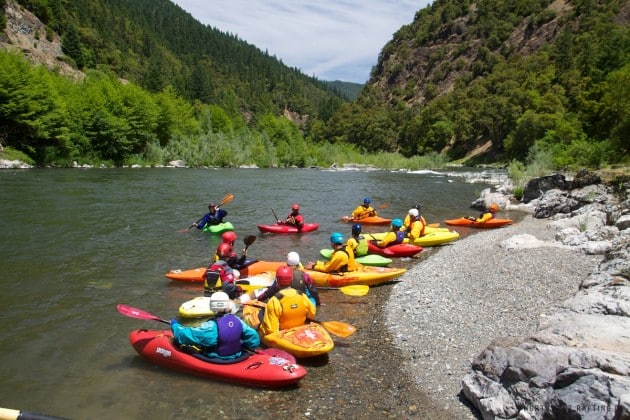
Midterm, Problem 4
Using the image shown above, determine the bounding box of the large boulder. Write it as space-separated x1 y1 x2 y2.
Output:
522 174 570 204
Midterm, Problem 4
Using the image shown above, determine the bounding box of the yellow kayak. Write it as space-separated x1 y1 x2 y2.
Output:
304 265 406 287
369 229 459 247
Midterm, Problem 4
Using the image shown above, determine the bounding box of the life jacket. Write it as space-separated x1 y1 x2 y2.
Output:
332 248 350 272
204 260 233 294
215 314 242 356
275 289 308 330
354 235 369 256
394 230 406 244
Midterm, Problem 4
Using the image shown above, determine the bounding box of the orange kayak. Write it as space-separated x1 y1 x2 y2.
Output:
165 260 284 283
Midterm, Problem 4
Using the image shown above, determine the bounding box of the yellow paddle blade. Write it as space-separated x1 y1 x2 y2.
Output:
339 285 369 296
320 320 357 338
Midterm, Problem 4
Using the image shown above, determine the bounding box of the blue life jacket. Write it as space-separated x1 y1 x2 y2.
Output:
394 230 406 244
215 314 242 356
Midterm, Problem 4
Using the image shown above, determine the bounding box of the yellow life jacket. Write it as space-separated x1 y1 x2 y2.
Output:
276 288 308 330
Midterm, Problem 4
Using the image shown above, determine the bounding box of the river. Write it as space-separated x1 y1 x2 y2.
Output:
0 167 503 419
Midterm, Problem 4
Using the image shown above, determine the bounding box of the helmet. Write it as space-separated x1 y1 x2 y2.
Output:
287 251 300 266
352 223 362 236
221 231 237 244
276 266 293 287
363 198 371 205
216 243 233 258
408 208 419 217
208 202 216 209
209 291 231 313
489 203 499 212
291 203 300 210
330 232 344 245
391 219 403 229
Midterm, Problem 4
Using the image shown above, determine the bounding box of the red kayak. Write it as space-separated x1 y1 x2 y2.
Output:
165 260 284 283
128 329 306 388
367 241 423 258
257 223 319 234
444 218 513 228
340 216 392 225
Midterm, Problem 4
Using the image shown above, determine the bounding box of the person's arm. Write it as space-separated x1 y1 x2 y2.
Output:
476 212 492 223
313 251 346 272
239 320 261 350
194 214 210 229
304 296 317 319
260 297 282 336
376 231 395 247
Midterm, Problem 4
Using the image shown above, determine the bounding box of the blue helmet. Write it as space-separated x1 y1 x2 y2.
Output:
363 197 371 205
391 218 403 229
330 232 344 245
352 223 362 236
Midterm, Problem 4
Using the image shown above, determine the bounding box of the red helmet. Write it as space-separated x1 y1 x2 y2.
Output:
291 203 300 211
208 202 216 209
216 243 233 258
222 231 237 243
276 266 293 287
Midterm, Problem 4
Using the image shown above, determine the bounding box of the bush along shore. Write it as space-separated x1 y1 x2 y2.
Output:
387 170 630 419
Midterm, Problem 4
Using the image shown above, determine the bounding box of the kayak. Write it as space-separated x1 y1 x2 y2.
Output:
202 221 234 234
369 230 460 247
165 260 284 283
444 217 513 228
128 329 306 388
257 223 319 234
319 249 392 267
242 304 334 359
305 265 406 287
366 241 423 258
340 215 392 225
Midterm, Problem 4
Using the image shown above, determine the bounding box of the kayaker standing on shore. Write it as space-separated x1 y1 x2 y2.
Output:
374 219 406 248
170 291 260 361
191 202 227 230
305 232 350 273
278 203 304 230
259 266 317 336
406 208 427 240
467 203 499 224
351 197 377 220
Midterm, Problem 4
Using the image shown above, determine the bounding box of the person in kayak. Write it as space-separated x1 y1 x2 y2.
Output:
205 243 244 299
278 203 304 230
304 232 350 273
191 202 228 230
259 266 317 336
347 223 369 257
403 204 424 231
406 208 427 240
170 291 260 361
467 203 499 223
374 219 406 248
351 197 377 220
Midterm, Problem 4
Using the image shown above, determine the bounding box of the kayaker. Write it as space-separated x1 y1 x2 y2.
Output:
259 266 317 336
205 243 243 299
467 203 499 223
406 208 427 240
351 197 377 220
278 203 304 230
304 232 350 273
374 219 406 248
170 291 260 361
348 223 369 257
213 231 238 261
403 204 424 230
191 202 228 230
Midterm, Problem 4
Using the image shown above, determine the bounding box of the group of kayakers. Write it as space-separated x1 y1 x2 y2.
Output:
174 195 500 361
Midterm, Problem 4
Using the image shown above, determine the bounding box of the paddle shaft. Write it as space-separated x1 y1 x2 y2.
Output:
271 208 280 223
0 407 67 420
357 203 389 219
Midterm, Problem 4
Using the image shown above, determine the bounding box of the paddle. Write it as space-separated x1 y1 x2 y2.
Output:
241 301 356 338
339 285 369 296
271 208 280 224
0 407 66 420
243 235 256 254
182 193 234 231
356 203 389 219
116 304 296 362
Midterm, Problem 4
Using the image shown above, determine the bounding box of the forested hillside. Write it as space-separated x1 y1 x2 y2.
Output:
0 0 628 171
319 0 629 168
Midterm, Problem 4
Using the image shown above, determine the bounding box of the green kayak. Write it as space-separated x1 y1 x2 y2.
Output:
319 249 392 267
202 221 234 234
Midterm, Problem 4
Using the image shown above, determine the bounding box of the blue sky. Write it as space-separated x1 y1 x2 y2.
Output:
170 0 432 83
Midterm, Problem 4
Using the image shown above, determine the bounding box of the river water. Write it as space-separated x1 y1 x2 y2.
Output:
0 167 503 419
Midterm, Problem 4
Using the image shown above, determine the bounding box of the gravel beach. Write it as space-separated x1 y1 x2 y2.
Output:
385 215 602 418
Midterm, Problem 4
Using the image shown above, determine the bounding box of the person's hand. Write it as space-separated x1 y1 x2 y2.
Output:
305 262 315 270
170 318 179 326
238 293 251 304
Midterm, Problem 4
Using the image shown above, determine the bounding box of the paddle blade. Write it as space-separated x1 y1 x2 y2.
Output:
339 285 369 296
244 235 257 246
219 193 234 207
117 304 169 324
321 320 356 338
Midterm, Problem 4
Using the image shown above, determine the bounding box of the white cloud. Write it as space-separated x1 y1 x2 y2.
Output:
171 0 431 83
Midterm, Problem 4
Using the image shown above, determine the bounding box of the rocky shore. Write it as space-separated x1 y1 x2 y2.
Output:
387 172 629 419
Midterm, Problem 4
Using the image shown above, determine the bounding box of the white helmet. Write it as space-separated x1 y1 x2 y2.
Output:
209 291 231 313
286 251 300 266
408 208 419 217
